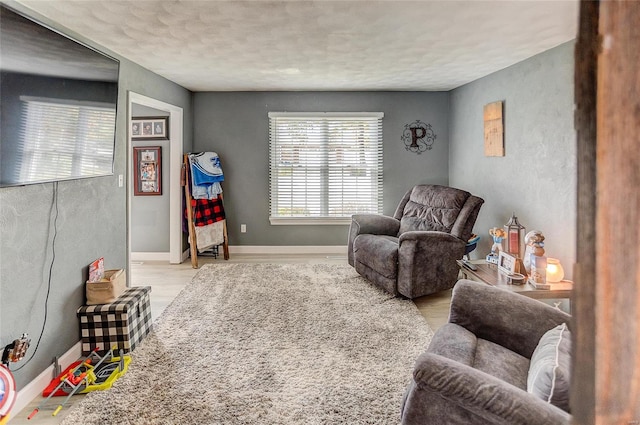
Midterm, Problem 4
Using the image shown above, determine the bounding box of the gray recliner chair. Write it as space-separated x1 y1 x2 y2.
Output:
401 280 572 424
348 184 483 298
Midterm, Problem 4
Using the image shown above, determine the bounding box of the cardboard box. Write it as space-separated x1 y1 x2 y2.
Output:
85 269 126 305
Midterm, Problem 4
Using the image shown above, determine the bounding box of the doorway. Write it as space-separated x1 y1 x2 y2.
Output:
127 92 184 265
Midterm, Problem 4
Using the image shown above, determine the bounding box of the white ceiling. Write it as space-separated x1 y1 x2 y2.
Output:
16 0 579 92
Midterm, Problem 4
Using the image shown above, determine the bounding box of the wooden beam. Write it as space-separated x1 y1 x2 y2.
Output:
594 1 640 423
572 1 599 422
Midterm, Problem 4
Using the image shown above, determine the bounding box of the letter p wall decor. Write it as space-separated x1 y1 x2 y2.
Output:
401 120 436 154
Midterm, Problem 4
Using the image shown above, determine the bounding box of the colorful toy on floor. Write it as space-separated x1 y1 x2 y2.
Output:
0 366 16 425
28 347 130 419
1 333 30 425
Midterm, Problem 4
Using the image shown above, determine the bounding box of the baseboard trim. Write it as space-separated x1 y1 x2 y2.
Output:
14 341 82 416
135 247 347 261
130 252 170 261
181 249 190 263
228 245 348 255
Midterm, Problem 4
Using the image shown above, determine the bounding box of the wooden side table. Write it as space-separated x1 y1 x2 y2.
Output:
456 259 573 313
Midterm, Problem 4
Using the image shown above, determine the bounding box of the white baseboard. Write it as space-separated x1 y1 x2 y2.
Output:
130 252 170 261
181 249 190 262
136 246 348 262
228 245 348 255
14 341 82 416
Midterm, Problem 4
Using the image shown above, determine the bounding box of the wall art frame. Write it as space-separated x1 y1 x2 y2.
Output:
484 101 504 156
133 146 162 196
131 116 168 141
497 251 517 275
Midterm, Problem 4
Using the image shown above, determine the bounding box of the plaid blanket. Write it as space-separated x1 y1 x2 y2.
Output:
191 197 225 227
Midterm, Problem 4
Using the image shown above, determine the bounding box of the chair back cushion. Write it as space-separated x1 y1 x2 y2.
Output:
398 185 471 235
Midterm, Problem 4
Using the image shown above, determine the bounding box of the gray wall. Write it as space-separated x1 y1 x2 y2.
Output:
130 105 171 252
449 42 576 278
0 1 192 388
193 92 449 246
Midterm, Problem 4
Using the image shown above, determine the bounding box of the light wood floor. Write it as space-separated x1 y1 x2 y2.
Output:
9 254 451 424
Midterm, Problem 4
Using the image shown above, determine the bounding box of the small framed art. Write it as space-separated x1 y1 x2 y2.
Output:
131 116 168 140
484 101 504 157
497 251 517 275
133 146 162 196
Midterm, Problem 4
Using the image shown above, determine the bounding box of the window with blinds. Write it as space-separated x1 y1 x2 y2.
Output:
269 112 384 225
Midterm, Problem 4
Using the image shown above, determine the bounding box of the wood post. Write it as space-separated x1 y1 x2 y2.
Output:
574 1 640 423
572 0 598 422
594 1 640 422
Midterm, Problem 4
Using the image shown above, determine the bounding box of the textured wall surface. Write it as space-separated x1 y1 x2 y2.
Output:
449 42 576 277
130 105 171 253
0 1 192 388
193 91 450 246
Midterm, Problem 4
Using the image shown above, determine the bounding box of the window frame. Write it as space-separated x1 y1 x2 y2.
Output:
268 111 384 225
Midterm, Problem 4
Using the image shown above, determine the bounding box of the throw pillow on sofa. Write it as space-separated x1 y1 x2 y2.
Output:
527 322 571 412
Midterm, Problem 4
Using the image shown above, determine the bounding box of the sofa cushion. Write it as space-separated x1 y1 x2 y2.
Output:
527 323 571 412
427 323 529 390
474 339 530 390
427 323 477 366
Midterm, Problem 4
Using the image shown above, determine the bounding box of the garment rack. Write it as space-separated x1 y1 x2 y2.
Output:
182 154 229 268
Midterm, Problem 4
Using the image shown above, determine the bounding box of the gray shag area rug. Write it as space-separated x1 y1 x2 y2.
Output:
61 263 432 424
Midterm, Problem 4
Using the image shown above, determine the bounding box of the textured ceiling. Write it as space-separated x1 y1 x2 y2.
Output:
15 0 579 92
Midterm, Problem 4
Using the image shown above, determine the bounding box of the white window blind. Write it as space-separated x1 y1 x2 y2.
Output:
269 112 383 225
19 97 116 183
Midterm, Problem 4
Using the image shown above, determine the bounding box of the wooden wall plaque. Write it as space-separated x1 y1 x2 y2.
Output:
484 101 504 156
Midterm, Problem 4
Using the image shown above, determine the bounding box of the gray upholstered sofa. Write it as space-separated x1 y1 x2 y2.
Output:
401 280 572 425
348 185 484 298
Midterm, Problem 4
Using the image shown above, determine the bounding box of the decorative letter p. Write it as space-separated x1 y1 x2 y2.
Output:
410 127 426 148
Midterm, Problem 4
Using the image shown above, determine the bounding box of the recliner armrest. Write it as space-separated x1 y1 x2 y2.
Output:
398 231 466 263
449 280 571 358
351 214 400 236
348 214 400 266
395 231 466 298
399 230 464 246
408 352 570 425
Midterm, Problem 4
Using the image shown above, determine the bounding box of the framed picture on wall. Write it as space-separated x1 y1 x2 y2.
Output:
133 146 162 196
131 116 168 140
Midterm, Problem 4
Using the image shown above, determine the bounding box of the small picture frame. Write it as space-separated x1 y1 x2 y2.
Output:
497 251 517 275
131 116 168 140
133 146 162 196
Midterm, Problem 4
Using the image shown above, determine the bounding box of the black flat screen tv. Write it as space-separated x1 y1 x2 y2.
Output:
0 5 120 187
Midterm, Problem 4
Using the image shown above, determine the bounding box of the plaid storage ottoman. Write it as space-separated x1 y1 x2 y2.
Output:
77 286 153 356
